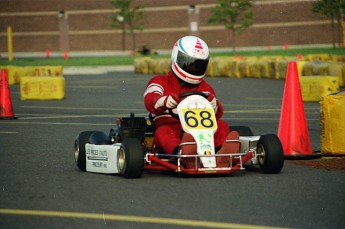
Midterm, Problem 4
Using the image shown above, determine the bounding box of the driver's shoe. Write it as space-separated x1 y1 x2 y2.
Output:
180 133 200 169
216 131 240 167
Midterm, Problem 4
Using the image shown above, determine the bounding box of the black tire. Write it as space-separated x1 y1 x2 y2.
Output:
230 126 254 136
74 131 96 171
257 134 284 174
118 138 144 178
89 131 110 145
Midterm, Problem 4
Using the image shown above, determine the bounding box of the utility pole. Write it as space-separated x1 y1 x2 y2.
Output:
58 10 69 52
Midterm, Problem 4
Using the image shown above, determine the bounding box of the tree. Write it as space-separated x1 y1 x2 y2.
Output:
208 0 253 52
312 0 345 49
110 0 144 51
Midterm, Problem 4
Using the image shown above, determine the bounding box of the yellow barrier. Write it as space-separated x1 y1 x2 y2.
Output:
148 58 159 74
276 59 288 79
134 57 151 74
328 62 345 86
133 56 345 86
320 92 345 155
296 61 307 78
306 54 330 61
6 66 36 85
259 56 284 61
206 58 218 77
267 60 277 79
258 60 270 78
215 57 231 77
35 66 63 77
20 76 65 100
206 57 232 78
330 55 345 62
5 66 63 85
158 58 170 75
247 60 260 78
300 76 339 102
238 60 248 78
228 59 241 78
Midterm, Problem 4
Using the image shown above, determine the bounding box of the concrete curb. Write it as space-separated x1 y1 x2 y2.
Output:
63 65 134 75
1 43 334 59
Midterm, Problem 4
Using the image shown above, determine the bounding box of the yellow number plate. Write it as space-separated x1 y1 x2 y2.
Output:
181 108 217 131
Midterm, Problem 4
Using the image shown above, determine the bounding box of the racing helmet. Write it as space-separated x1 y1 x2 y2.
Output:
171 36 209 84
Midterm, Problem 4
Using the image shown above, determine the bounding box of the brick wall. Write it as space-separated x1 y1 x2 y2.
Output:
0 0 333 52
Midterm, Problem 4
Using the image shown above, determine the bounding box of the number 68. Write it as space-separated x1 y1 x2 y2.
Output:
184 110 214 128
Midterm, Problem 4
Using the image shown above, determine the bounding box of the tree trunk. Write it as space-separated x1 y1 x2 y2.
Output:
337 16 342 48
128 18 136 52
130 29 136 52
331 16 336 49
121 23 126 51
232 29 236 52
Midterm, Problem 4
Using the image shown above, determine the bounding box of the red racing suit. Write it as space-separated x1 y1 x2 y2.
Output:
144 71 230 154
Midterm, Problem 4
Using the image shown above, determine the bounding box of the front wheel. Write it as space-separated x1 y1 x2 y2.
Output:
257 134 284 174
74 131 96 171
118 138 144 178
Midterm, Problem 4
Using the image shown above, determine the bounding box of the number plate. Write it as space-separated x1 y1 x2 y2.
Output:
181 108 217 131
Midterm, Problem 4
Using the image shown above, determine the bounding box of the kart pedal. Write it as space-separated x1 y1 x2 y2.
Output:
180 133 200 169
216 131 240 167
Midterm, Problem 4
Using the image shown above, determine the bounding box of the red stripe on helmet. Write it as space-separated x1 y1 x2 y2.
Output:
173 62 202 81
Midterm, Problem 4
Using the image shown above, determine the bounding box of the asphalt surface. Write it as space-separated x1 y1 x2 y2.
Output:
0 71 344 229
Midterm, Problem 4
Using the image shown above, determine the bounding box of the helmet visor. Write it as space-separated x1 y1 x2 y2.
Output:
176 51 209 76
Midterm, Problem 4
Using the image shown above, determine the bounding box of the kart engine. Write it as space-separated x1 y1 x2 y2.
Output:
109 113 147 143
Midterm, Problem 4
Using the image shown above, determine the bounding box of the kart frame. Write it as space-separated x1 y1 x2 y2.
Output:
74 92 284 178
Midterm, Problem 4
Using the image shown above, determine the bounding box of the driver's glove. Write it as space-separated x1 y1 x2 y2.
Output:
207 94 218 112
154 94 179 110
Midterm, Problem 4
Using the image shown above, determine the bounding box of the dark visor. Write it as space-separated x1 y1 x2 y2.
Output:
176 51 209 76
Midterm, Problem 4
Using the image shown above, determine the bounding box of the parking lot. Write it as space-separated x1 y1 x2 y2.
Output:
0 71 344 229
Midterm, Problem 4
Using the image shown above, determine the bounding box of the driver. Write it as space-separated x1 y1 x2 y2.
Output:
144 36 239 167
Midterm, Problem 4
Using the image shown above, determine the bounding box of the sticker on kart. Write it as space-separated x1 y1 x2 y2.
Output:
180 108 217 131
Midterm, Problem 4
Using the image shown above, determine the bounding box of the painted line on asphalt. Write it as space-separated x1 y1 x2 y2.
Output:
0 117 319 125
68 85 121 89
245 97 281 101
21 105 144 111
1 113 318 123
17 114 123 120
224 109 281 114
19 105 317 115
21 105 319 112
222 117 319 121
0 131 17 134
0 209 291 229
0 121 113 126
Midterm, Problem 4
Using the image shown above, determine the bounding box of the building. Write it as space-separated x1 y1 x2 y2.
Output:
0 0 333 53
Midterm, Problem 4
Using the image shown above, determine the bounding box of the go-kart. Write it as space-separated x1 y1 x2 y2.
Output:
74 92 284 178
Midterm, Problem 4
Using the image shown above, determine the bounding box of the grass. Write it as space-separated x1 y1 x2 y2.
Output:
0 55 134 67
1 47 344 67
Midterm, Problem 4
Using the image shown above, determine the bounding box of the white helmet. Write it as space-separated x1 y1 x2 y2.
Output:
171 36 209 84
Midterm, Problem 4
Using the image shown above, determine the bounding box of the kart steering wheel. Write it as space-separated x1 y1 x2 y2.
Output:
169 91 209 119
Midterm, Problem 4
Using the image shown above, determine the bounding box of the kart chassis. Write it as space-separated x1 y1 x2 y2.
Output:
75 93 284 178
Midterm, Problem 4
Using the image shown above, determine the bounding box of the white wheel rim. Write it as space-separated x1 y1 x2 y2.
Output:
74 142 79 162
118 148 126 172
257 144 265 165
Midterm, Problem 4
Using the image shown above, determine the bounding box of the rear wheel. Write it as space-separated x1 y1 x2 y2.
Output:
257 134 284 174
74 131 96 171
89 131 110 145
118 138 144 178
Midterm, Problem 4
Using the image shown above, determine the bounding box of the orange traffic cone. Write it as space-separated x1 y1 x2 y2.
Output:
277 61 319 159
64 50 68 60
0 69 17 119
